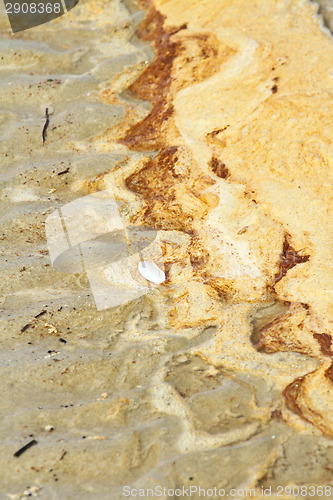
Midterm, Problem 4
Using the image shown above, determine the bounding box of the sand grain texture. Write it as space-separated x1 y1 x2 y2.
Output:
120 0 333 439
2 0 333 498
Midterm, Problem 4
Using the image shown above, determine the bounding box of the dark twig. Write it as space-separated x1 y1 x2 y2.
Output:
35 310 46 319
14 439 38 457
20 323 31 333
57 167 70 176
42 108 50 144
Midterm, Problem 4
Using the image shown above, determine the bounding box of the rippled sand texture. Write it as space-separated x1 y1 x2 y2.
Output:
2 0 333 498
118 0 333 437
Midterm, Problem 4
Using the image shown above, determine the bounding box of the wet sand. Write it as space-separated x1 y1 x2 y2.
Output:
2 0 333 499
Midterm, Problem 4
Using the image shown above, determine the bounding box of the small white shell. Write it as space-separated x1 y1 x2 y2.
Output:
138 260 165 284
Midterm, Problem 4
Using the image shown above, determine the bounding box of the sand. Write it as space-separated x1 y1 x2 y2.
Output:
2 0 333 498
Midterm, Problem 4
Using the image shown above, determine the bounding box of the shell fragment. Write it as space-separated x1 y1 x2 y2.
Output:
138 260 165 284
